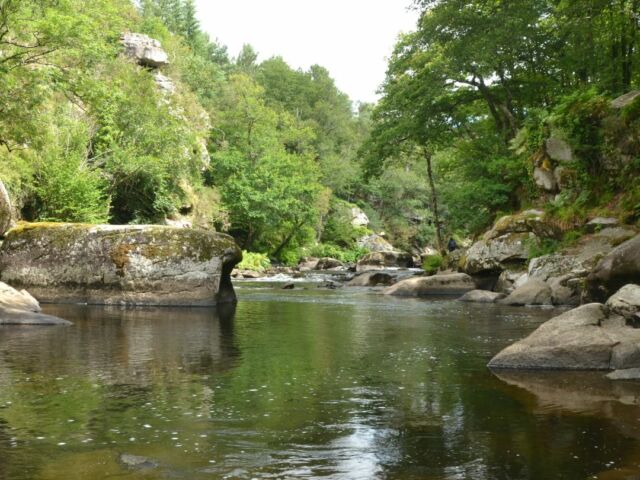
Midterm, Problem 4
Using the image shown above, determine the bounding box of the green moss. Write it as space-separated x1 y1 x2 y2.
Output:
422 254 443 275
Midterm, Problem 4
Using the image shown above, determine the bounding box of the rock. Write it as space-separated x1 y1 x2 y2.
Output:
585 234 640 303
121 33 169 68
153 71 175 94
440 248 466 272
350 206 369 228
298 257 319 271
607 368 640 380
463 232 534 275
318 281 340 289
553 166 574 190
0 281 41 312
606 284 640 320
585 217 619 233
545 137 573 163
488 304 617 369
457 290 506 303
281 283 295 290
383 273 475 297
0 180 12 236
533 166 558 192
316 257 343 270
0 223 241 306
484 210 558 240
500 279 552 306
611 90 640 109
489 293 640 370
356 251 413 272
118 453 159 470
356 234 395 252
347 271 396 287
495 269 527 294
0 306 72 325
238 270 262 279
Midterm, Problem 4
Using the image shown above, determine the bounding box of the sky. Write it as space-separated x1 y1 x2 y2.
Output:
193 0 419 104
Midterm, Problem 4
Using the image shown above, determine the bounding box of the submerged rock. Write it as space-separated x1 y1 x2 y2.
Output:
383 273 475 297
0 223 241 306
458 290 506 303
118 453 159 470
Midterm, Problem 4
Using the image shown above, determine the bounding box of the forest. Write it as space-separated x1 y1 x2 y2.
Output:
1 0 639 264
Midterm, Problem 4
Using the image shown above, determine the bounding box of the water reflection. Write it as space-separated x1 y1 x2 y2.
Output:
0 288 639 479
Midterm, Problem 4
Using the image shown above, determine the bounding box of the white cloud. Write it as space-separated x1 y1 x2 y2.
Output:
194 0 418 104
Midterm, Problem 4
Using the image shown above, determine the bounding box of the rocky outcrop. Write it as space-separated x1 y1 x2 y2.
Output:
121 33 169 68
347 271 397 287
0 223 241 306
500 279 552 306
495 269 527 294
584 234 640 303
463 210 558 276
356 251 413 272
0 281 70 325
350 206 369 228
585 217 619 232
0 180 12 236
611 90 640 109
458 290 506 303
489 285 640 370
545 137 573 163
383 273 475 297
356 234 395 252
533 167 557 192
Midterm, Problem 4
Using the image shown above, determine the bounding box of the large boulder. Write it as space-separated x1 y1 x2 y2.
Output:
315 257 344 270
463 232 533 275
356 251 413 272
533 167 558 192
500 279 552 306
606 284 640 321
545 137 573 163
489 286 640 370
383 273 475 297
0 281 70 325
463 211 559 276
121 32 169 68
356 234 395 253
584 234 640 302
347 271 397 287
0 223 241 306
495 269 528 294
0 180 12 236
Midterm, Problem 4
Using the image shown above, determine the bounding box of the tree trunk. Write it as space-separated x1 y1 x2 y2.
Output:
271 219 305 259
423 148 444 254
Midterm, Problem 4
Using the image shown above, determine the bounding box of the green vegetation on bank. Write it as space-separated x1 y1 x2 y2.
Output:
0 0 638 266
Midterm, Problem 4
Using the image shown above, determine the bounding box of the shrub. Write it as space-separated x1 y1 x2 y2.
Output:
237 251 271 272
422 254 443 275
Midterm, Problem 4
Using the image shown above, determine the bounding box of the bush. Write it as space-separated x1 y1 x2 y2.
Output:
309 243 369 263
526 237 559 260
422 254 443 274
237 251 271 272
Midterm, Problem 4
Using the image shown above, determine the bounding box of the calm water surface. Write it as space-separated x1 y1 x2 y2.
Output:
1 282 640 479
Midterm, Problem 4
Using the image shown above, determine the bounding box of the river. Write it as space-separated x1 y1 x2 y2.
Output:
1 279 639 479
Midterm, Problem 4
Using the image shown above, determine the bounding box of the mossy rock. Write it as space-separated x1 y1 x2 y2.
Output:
0 222 242 306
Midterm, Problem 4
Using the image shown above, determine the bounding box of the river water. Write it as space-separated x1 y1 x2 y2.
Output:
1 280 640 479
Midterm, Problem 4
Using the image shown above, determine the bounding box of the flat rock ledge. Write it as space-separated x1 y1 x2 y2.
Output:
383 273 475 297
489 284 640 370
0 223 242 306
458 290 506 303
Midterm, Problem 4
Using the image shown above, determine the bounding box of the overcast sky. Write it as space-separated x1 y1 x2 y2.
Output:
193 0 418 104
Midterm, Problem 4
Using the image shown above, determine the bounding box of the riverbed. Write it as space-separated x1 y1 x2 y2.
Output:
1 280 639 479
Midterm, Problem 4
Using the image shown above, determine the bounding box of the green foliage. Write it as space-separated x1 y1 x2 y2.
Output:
526 237 560 260
308 243 369 264
237 251 271 273
422 255 443 275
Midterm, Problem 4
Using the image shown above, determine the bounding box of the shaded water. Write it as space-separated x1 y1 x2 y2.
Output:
1 283 640 479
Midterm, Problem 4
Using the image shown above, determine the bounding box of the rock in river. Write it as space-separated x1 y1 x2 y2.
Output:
489 285 640 370
383 273 475 297
0 223 242 306
458 290 506 303
0 281 70 325
347 271 397 287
